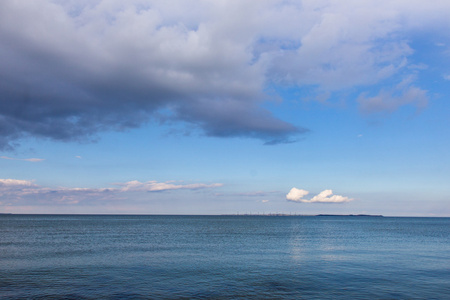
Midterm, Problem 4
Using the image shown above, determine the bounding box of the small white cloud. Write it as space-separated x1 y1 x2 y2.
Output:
286 188 310 201
357 134 363 138
75 156 82 159
261 199 269 203
286 188 352 203
309 189 352 203
1 156 44 162
443 74 450 81
0 179 35 186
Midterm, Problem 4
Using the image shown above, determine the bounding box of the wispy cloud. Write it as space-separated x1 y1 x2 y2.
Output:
1 156 45 162
0 179 113 204
0 178 36 186
286 188 352 203
114 180 223 192
358 77 428 114
0 178 223 205
215 190 282 198
236 191 280 197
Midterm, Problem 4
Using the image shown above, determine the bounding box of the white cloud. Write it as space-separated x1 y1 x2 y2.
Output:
286 188 310 201
0 179 36 186
444 74 450 81
309 189 352 203
286 187 352 203
1 156 45 162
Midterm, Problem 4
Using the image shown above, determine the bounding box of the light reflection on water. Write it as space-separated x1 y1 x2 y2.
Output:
1 215 449 299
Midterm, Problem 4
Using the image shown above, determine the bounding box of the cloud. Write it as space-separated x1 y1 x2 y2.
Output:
286 187 352 203
236 191 280 197
0 178 113 204
0 178 36 187
1 156 45 162
0 178 223 205
358 77 428 114
214 190 282 198
1 0 448 149
115 180 223 192
286 188 309 201
0 0 303 149
309 189 352 203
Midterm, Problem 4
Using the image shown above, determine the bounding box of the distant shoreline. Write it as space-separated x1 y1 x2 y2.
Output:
3 213 448 218
316 214 384 217
221 213 384 217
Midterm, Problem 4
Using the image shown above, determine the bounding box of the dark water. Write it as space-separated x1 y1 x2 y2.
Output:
1 215 449 299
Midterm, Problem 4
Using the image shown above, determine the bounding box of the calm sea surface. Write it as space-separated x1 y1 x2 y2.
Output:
0 215 449 299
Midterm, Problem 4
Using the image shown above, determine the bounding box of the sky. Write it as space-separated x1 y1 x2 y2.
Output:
0 0 449 216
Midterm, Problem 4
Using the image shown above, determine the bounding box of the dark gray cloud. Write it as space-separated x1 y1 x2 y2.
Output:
1 0 446 149
174 97 304 144
0 0 303 149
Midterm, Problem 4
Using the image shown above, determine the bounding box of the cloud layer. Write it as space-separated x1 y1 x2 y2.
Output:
115 180 222 192
1 156 45 162
0 178 222 205
286 187 352 203
1 0 447 149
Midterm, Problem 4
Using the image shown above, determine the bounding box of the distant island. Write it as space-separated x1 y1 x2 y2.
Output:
317 214 384 217
222 213 384 217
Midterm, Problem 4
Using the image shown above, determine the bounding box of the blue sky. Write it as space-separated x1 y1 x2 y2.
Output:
0 0 449 216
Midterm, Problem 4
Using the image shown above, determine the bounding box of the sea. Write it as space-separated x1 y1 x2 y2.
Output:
0 215 449 299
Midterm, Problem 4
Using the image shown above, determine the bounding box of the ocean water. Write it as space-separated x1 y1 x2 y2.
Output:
0 215 449 299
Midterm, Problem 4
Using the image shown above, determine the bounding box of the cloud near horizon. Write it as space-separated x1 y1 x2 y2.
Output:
0 0 447 149
286 188 352 203
0 178 223 205
114 180 223 192
1 156 45 162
